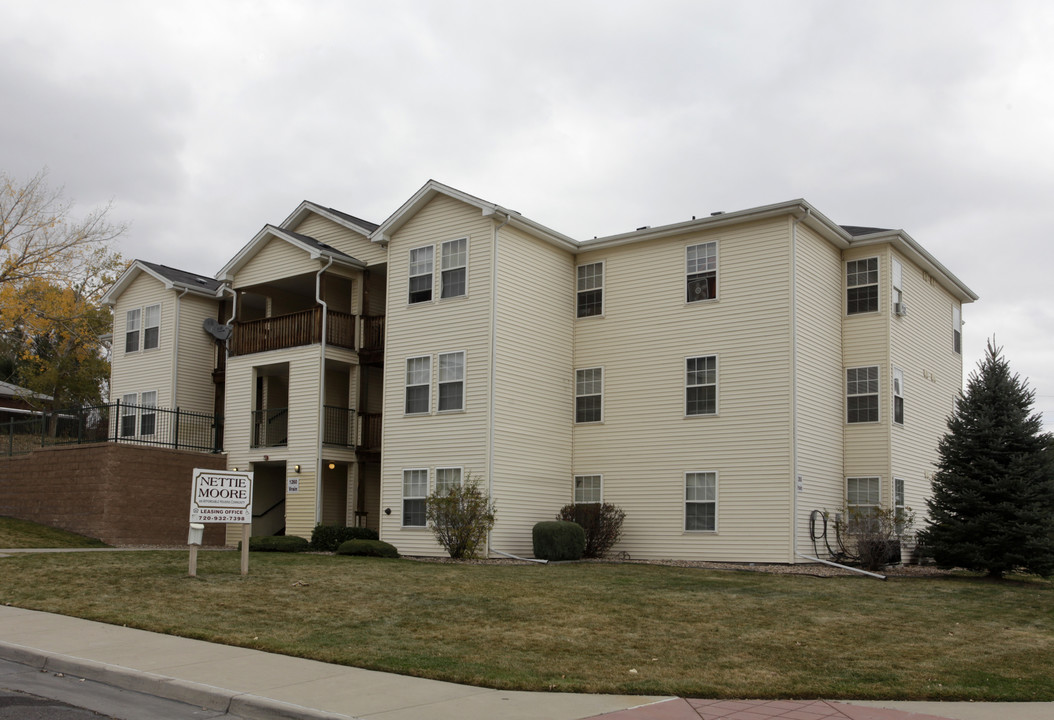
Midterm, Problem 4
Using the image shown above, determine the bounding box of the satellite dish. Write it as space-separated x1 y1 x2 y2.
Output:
203 317 233 341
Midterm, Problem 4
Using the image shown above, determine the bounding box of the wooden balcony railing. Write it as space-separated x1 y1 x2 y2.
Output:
230 308 356 356
359 412 382 451
361 315 385 352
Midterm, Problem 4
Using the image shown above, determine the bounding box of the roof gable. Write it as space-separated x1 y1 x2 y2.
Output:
101 260 222 306
216 224 366 282
280 200 379 236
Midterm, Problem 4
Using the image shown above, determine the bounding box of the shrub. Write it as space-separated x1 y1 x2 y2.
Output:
248 535 310 553
336 539 399 558
835 505 914 572
557 502 626 558
310 524 379 552
425 474 496 559
532 520 585 561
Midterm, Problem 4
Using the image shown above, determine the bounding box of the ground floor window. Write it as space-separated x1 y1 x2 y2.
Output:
685 471 716 531
435 467 463 496
402 469 428 527
574 475 602 504
847 476 881 531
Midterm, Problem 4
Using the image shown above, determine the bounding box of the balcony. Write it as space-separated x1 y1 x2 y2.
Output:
323 406 354 447
231 308 356 357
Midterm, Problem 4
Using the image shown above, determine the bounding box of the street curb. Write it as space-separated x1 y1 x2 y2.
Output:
0 641 357 720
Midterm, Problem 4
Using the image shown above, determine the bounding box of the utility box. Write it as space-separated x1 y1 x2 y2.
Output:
187 523 205 546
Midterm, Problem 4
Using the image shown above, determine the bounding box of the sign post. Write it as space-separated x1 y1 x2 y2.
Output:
189 468 254 576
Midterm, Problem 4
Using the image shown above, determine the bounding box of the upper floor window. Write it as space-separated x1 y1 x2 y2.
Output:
892 367 904 425
437 351 465 412
685 471 717 531
125 309 140 353
686 242 717 303
577 262 603 317
440 238 467 299
574 474 602 504
686 355 717 416
408 246 434 304
404 356 431 414
891 257 904 314
436 467 463 496
402 469 428 527
846 366 879 423
575 367 603 423
952 305 962 354
846 257 878 314
125 304 161 353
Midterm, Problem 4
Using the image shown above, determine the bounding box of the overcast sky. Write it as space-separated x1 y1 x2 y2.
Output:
3 0 1052 428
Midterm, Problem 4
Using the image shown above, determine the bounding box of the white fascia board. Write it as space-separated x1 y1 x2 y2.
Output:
279 200 372 237
850 231 978 303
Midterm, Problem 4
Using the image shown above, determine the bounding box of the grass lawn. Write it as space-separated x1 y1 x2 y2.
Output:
0 517 108 549
0 550 1051 700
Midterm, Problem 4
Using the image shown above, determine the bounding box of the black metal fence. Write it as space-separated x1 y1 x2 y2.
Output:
1 402 222 457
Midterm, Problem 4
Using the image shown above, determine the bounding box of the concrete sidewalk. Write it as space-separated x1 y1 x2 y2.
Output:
0 605 1049 720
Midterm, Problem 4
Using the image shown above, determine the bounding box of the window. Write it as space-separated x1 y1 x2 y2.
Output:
686 355 717 416
891 258 904 312
143 304 160 350
952 305 961 354
846 366 879 423
402 469 428 527
440 238 467 299
894 478 907 534
437 351 465 412
686 242 717 303
574 475 602 504
575 368 603 423
846 257 879 314
892 367 904 425
125 309 140 353
685 472 716 531
140 390 157 436
408 246 434 304
436 467 462 496
120 393 137 436
404 356 431 414
576 262 603 317
847 476 881 531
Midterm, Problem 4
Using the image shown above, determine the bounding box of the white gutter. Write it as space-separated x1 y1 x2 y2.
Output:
796 552 887 580
315 256 334 524
484 208 512 558
171 287 191 443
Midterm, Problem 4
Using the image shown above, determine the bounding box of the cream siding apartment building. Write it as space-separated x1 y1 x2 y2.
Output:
104 181 976 563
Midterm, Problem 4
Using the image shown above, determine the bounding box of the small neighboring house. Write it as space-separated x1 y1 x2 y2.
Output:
103 183 977 562
0 380 51 423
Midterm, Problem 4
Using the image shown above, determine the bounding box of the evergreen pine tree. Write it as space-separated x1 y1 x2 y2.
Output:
919 340 1054 578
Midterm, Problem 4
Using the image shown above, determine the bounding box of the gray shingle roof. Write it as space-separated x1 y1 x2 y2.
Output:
280 228 364 264
324 206 379 233
840 225 891 237
138 261 224 292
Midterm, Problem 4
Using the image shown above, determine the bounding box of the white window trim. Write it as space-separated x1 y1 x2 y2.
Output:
846 365 880 424
573 474 603 504
401 468 429 528
437 350 466 413
408 245 434 305
846 256 880 316
435 466 464 497
143 304 161 351
574 366 604 424
685 241 718 304
891 257 904 311
404 355 432 416
124 308 141 354
952 304 962 354
846 476 882 524
576 260 605 319
684 471 718 533
685 354 718 417
140 389 158 437
440 237 469 300
892 367 904 426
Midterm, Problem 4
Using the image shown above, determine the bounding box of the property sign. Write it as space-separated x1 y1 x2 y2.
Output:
287 476 299 494
190 469 254 524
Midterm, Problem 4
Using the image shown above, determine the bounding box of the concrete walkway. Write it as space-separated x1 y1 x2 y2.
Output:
0 607 1049 720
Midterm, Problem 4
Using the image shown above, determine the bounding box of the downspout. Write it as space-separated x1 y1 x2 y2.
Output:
171 287 191 444
790 209 810 563
486 210 512 557
316 256 334 524
795 552 887 580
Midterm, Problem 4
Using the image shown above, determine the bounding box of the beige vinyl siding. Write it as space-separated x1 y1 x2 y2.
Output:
290 214 387 267
174 293 220 414
234 237 321 289
573 218 794 562
379 194 494 556
490 224 575 556
792 224 846 559
889 249 964 525
110 273 174 408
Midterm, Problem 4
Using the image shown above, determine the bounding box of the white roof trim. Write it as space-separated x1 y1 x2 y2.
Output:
279 200 373 237
216 225 365 282
101 260 220 306
849 230 977 303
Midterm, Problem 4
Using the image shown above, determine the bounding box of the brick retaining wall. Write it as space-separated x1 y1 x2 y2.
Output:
0 443 228 546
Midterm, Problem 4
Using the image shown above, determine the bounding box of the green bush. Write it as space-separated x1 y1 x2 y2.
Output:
425 476 496 559
532 520 585 561
557 502 626 558
248 535 310 553
310 524 379 551
336 539 399 558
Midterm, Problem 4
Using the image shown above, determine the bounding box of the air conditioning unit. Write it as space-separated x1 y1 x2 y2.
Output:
894 302 908 317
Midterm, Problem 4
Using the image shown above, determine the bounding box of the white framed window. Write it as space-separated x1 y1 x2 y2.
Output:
575 367 603 423
408 246 434 304
574 475 602 504
437 351 465 412
120 393 137 437
140 390 158 436
440 238 467 299
436 467 463 496
846 257 879 315
847 476 881 531
952 304 961 354
685 471 717 532
892 367 904 425
576 262 603 318
125 309 141 353
846 366 879 423
686 355 717 416
894 477 906 533
402 469 428 527
891 257 904 312
686 242 717 303
404 356 431 415
143 304 161 350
